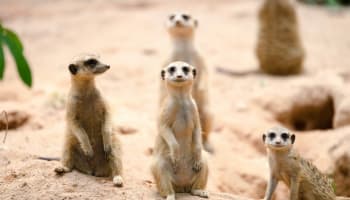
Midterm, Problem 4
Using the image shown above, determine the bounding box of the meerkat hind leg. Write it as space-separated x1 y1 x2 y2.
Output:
152 158 175 198
191 160 209 198
55 136 75 175
108 138 123 187
199 108 214 153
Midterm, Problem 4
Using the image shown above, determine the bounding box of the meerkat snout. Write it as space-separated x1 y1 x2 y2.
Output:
263 126 295 150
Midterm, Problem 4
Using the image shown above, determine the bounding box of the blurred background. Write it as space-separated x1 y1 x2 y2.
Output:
0 0 350 199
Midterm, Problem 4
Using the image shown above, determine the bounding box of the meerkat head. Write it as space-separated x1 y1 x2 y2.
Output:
161 61 196 87
68 54 110 79
263 126 295 151
166 12 198 38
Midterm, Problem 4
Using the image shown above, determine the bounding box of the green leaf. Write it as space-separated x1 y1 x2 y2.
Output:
2 28 23 51
0 41 5 80
2 28 32 87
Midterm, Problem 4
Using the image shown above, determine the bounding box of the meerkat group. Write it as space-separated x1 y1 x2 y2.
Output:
52 4 350 200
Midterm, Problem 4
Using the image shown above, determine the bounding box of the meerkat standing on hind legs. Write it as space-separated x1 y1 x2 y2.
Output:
263 126 337 200
160 12 214 153
152 61 209 200
256 0 305 75
54 55 123 187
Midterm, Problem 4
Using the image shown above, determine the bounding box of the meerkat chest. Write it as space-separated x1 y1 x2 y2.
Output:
73 94 106 128
171 102 195 138
269 156 295 186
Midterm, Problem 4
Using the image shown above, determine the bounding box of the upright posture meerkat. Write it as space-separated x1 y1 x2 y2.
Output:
256 0 305 75
55 55 123 187
152 61 209 200
161 12 214 153
263 126 335 200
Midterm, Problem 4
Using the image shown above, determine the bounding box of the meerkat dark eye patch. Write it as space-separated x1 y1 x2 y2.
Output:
68 64 78 75
168 66 176 75
281 133 289 141
192 69 196 78
182 14 190 21
268 132 276 139
169 15 175 20
182 66 190 74
84 58 98 67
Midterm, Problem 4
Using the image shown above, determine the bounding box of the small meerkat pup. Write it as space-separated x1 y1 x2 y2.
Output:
263 126 336 200
161 12 214 153
256 0 305 75
152 61 209 200
55 55 123 187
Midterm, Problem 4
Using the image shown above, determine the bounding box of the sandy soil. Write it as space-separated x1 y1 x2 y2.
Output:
0 0 350 199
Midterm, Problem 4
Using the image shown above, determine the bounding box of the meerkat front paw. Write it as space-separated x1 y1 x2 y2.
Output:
191 189 209 198
170 146 180 173
171 157 179 174
82 143 94 157
113 175 123 187
103 143 112 155
192 160 202 172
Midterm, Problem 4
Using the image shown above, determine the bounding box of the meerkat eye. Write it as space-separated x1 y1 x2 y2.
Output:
169 15 175 20
182 14 190 21
84 58 98 67
182 66 190 74
281 133 289 141
268 132 276 139
168 66 176 74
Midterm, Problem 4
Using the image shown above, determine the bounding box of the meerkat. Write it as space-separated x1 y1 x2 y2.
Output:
152 61 209 200
54 55 123 187
160 12 214 153
263 126 336 200
256 0 305 75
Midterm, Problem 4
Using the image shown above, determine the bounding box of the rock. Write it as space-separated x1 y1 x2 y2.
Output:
0 111 30 131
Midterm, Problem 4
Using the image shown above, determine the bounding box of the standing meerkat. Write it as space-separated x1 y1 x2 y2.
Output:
263 126 336 200
256 0 305 75
152 61 209 200
54 55 123 187
160 12 214 153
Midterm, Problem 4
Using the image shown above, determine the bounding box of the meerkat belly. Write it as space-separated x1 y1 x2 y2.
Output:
74 101 110 176
171 111 196 186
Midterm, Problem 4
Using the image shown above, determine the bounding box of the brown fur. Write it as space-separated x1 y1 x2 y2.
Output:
152 61 209 200
263 126 335 200
55 55 123 187
256 0 305 75
160 12 214 153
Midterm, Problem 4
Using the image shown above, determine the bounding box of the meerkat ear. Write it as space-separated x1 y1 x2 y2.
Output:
192 68 197 78
262 134 266 142
69 64 78 75
161 70 166 80
194 19 198 27
291 134 296 144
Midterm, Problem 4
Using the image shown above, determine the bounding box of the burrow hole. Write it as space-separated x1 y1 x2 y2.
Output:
276 95 335 131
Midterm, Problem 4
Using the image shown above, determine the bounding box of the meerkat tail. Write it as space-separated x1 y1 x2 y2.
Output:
37 156 60 161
